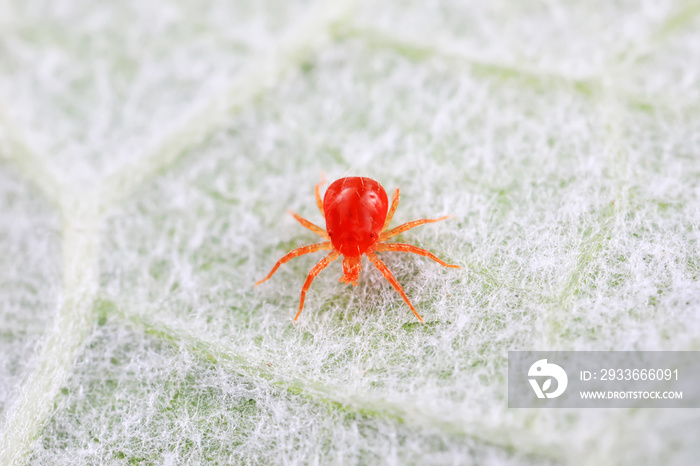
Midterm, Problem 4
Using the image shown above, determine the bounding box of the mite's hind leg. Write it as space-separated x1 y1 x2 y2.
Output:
315 173 326 217
366 251 424 323
255 242 332 286
374 243 460 268
296 250 341 321
381 188 400 232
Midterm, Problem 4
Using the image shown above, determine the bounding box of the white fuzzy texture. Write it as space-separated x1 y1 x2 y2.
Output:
1 0 699 464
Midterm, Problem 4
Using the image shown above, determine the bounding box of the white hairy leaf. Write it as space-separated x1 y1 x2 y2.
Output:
1 0 699 464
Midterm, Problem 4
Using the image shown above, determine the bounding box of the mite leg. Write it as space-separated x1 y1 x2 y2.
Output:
255 242 332 286
380 216 451 241
366 251 424 323
381 188 400 232
315 173 326 217
374 243 460 268
287 210 329 239
296 250 341 321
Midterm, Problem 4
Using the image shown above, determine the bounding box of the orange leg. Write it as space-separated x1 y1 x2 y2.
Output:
366 251 424 323
381 188 400 232
315 173 326 217
287 210 329 239
380 216 450 241
374 243 460 268
255 242 332 286
296 250 341 321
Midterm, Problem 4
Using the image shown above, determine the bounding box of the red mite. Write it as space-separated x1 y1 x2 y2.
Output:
255 176 460 322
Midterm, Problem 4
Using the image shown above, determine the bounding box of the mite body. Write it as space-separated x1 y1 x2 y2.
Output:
256 176 459 322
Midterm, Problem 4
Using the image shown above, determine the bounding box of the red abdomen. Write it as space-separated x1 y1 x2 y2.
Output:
323 177 388 257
